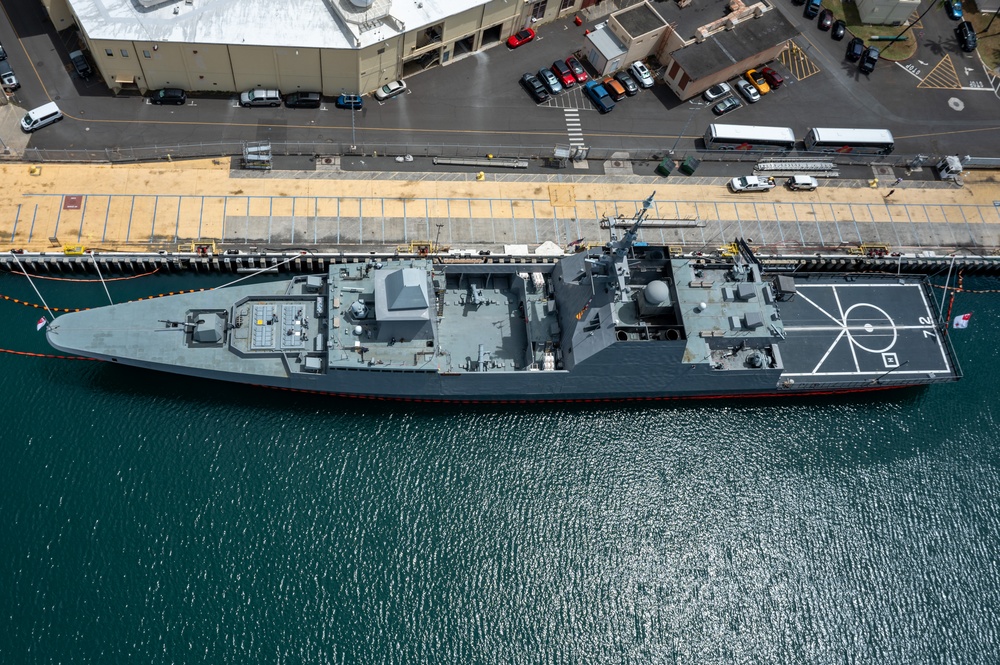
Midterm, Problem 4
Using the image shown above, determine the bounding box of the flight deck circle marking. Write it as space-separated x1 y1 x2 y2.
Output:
842 303 897 354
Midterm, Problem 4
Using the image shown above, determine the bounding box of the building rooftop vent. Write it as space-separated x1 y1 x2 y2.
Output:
330 0 392 26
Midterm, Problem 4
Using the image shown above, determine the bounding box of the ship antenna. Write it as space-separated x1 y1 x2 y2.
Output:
602 192 655 298
614 191 655 258
9 250 56 325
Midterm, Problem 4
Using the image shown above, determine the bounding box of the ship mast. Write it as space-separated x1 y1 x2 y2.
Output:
597 191 654 298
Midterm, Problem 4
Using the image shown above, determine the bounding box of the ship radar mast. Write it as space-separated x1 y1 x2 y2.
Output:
595 191 654 298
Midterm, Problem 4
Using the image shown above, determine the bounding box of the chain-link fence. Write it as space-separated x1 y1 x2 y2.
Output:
17 140 949 169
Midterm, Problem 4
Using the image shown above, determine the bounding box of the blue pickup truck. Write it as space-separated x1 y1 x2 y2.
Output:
583 80 615 114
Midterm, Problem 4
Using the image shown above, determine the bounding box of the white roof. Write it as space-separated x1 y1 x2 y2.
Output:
68 0 489 50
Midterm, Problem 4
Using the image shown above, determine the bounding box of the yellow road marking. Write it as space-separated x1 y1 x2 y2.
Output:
918 55 961 89
778 43 821 82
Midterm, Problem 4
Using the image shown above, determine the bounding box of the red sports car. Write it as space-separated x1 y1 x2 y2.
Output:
506 28 535 49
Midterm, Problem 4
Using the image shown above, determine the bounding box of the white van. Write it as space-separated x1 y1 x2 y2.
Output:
21 102 63 132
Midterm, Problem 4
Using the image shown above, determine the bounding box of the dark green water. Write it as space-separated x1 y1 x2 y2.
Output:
1 270 998 664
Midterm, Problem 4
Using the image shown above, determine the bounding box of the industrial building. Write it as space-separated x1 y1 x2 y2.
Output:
39 0 586 95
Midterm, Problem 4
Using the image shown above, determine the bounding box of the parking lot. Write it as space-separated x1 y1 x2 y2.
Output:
1 0 999 160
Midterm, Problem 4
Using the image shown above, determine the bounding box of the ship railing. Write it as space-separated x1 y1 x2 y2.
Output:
778 376 959 392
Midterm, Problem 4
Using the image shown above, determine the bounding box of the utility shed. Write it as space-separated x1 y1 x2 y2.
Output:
856 0 920 25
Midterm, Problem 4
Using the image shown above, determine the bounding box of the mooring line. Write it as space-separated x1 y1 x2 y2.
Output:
6 267 161 282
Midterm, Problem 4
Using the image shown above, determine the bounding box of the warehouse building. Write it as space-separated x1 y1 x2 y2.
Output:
39 0 585 95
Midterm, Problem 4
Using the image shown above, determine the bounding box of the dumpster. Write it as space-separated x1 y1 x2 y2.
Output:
679 156 700 175
655 158 673 177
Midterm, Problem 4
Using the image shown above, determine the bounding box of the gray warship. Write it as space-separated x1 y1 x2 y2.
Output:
46 195 961 402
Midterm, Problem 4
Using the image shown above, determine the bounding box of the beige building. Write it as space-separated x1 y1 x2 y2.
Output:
583 0 797 101
40 0 584 95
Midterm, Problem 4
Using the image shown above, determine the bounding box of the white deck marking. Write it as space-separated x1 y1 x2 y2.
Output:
783 283 951 377
916 280 953 370
811 328 847 374
794 290 844 326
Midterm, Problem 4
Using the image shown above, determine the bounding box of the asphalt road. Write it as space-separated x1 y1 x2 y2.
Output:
3 0 999 159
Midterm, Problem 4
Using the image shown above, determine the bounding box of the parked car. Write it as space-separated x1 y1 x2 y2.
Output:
506 28 535 49
804 0 822 19
583 80 615 113
0 43 6 60
703 82 732 102
602 76 627 101
761 66 784 89
846 37 865 62
566 56 589 84
786 175 819 191
735 78 760 103
374 80 407 101
240 89 282 107
818 9 834 30
150 88 187 105
744 69 770 95
630 60 654 88
551 60 576 88
956 21 977 52
729 176 776 193
537 67 563 94
335 94 364 109
712 96 742 116
858 46 879 73
944 0 963 21
284 92 322 108
69 50 93 78
0 60 18 91
520 72 549 103
832 20 846 40
20 102 63 132
615 71 639 96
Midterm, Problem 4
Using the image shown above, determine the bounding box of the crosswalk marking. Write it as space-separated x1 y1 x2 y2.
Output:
565 109 585 147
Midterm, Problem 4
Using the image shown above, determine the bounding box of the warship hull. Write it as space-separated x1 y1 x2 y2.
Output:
46 242 961 403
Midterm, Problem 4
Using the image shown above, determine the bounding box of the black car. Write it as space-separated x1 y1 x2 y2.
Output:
0 43 6 61
520 72 549 103
956 21 977 52
846 37 865 62
284 91 322 108
69 50 93 78
150 88 187 105
859 46 879 74
831 20 846 40
615 71 639 96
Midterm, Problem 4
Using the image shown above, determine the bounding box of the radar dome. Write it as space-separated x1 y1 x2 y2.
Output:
644 280 671 307
348 0 375 7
